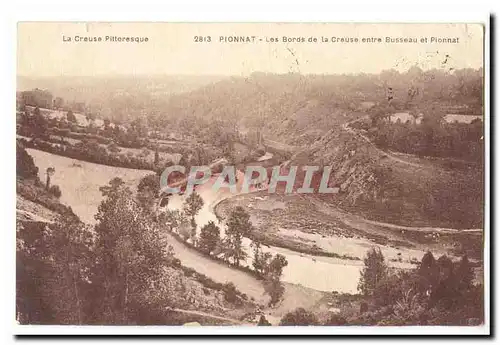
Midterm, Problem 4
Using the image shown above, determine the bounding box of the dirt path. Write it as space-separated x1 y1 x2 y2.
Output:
342 119 424 168
307 196 481 236
262 138 298 153
166 233 269 305
170 308 245 325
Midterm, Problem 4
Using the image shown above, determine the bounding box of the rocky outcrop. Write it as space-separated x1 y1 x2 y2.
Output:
292 129 386 206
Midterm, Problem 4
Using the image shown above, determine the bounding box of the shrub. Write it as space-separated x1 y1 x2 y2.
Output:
280 308 318 326
48 185 62 198
16 142 39 179
257 315 272 326
263 278 285 306
325 314 348 326
358 247 388 296
222 282 239 304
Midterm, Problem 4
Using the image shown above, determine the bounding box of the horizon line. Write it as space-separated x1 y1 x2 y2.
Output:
16 67 484 79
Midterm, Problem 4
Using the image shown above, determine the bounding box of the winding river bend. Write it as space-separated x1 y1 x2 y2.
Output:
167 163 369 294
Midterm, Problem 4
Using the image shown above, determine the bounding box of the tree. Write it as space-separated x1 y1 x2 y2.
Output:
358 247 388 296
29 107 49 139
190 218 197 244
372 269 417 308
137 174 160 212
222 282 240 304
85 112 96 123
49 185 62 198
48 218 94 324
417 251 439 294
251 241 271 276
139 148 150 159
198 221 220 255
257 314 272 326
223 206 252 266
104 118 111 130
98 177 125 197
324 314 347 326
280 308 318 326
16 215 93 324
263 278 285 306
45 167 55 190
161 209 179 230
456 255 474 291
90 179 173 324
67 110 77 123
154 147 160 167
262 254 288 306
178 221 192 242
16 142 39 179
107 143 121 154
266 254 288 280
183 192 204 243
183 192 204 219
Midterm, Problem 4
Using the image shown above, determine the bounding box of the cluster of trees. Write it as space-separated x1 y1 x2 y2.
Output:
20 138 156 171
17 107 222 174
19 67 483 162
360 249 482 326
277 307 350 326
145 67 482 148
276 247 482 326
17 175 187 324
354 247 482 325
163 195 288 305
104 118 149 149
18 148 236 324
360 104 483 162
18 106 146 149
17 107 50 140
17 142 39 179
17 142 62 199
16 144 173 324
251 241 288 305
17 150 251 325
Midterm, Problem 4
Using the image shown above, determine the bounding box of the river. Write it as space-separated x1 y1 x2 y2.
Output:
166 160 368 294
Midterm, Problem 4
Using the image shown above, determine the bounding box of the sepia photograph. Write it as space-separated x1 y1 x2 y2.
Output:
14 21 488 334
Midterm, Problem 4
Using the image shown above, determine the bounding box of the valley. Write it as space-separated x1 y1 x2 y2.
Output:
16 69 485 326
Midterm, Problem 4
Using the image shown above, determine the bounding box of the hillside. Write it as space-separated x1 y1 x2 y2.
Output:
15 143 257 325
17 75 225 123
154 71 483 229
297 128 483 229
155 69 482 145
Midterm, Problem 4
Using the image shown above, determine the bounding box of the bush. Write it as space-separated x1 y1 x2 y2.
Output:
257 315 272 326
16 179 78 221
48 185 62 198
280 308 318 326
358 247 388 296
222 282 239 304
263 278 285 306
324 314 348 326
16 142 39 179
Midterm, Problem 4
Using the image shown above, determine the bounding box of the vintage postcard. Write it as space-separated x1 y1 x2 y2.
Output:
15 22 488 334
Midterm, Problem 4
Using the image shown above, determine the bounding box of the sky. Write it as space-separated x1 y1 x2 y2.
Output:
17 22 484 77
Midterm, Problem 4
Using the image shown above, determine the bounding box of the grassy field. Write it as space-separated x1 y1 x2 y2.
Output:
27 149 152 223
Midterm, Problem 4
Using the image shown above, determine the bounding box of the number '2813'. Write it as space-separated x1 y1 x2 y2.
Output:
194 36 211 42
